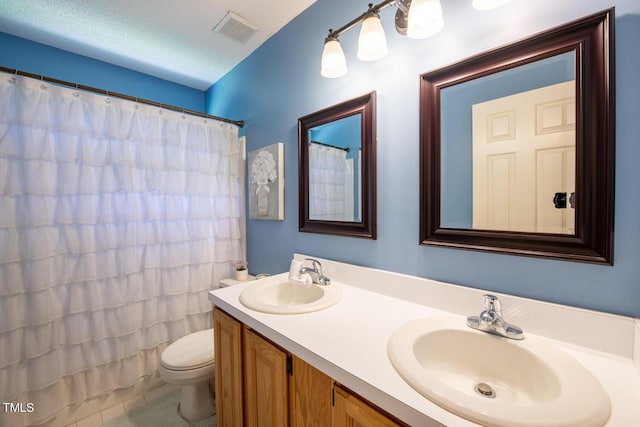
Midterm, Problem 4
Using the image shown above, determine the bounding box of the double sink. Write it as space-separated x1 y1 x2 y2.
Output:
237 274 611 427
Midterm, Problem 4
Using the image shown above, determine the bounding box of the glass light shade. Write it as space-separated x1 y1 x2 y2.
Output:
357 14 388 61
321 38 348 78
472 0 511 10
407 0 444 39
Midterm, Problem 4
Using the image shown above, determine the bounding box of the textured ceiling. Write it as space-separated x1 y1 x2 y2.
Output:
0 0 316 90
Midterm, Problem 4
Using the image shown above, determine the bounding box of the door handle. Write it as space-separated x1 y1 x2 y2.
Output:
553 192 567 209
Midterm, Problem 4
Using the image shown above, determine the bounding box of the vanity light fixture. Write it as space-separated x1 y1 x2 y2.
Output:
357 6 388 61
321 35 349 78
407 0 444 39
320 0 510 78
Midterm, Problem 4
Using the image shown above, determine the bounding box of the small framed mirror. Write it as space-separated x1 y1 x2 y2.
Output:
298 92 377 239
419 10 614 264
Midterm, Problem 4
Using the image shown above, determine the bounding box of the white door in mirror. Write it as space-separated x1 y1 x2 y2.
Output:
472 81 576 234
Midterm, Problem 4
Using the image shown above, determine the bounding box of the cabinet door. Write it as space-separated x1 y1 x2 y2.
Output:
333 384 404 427
213 308 244 427
244 327 289 427
290 356 332 427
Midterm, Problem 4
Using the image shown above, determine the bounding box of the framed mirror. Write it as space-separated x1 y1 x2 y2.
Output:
298 91 377 239
419 10 614 264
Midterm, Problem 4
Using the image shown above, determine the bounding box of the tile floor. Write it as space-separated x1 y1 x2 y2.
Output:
66 384 216 427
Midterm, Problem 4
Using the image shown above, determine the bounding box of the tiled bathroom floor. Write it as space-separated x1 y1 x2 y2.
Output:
68 385 216 427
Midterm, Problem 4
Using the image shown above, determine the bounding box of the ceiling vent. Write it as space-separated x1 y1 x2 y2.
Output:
213 11 260 44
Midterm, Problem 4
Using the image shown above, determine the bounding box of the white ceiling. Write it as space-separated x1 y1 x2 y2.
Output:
0 0 316 90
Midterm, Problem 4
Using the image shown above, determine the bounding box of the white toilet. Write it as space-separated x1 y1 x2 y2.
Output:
159 278 248 421
159 328 216 422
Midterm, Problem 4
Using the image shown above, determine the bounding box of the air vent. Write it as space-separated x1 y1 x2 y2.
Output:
213 11 259 44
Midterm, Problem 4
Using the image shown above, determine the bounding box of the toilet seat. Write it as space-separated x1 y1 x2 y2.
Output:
161 329 215 371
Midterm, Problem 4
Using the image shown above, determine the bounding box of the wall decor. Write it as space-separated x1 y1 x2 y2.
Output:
299 92 377 239
249 142 284 220
419 9 614 264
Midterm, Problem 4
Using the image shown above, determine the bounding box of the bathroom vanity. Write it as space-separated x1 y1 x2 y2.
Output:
213 307 404 426
208 254 640 426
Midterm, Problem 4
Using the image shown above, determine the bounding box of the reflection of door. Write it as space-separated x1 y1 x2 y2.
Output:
472 81 575 234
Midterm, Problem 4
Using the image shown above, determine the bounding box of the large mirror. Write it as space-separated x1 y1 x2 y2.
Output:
419 10 614 264
299 92 377 239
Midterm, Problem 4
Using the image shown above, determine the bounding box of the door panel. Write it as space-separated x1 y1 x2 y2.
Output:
244 327 289 427
473 81 575 233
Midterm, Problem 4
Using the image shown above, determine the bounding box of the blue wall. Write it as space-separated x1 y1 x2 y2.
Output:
1 32 204 112
207 0 640 317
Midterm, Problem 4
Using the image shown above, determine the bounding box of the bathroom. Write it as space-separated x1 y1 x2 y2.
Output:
1 0 639 426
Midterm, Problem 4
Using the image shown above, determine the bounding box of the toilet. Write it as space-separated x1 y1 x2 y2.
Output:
159 328 216 422
159 278 248 421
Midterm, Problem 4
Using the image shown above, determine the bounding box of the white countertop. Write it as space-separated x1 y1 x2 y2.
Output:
209 262 640 426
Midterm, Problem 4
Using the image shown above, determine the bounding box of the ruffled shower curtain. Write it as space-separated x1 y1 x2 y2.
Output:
308 143 353 221
0 72 244 425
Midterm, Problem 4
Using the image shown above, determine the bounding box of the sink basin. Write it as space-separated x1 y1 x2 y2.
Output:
387 317 610 427
239 279 342 314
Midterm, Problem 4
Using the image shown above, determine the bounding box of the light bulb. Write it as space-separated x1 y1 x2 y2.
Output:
357 13 388 61
407 0 444 39
321 37 348 78
472 0 511 10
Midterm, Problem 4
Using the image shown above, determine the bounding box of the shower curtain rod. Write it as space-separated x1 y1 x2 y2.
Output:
310 140 350 152
0 66 245 128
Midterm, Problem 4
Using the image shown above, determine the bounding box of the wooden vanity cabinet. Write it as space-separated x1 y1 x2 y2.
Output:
213 307 403 427
332 384 404 427
290 350 333 426
243 327 289 426
213 308 244 427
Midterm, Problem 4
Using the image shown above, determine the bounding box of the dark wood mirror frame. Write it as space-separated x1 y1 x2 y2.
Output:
298 91 377 239
419 10 614 264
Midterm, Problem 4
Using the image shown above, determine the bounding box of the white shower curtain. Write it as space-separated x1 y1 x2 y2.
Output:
0 72 244 425
309 143 353 221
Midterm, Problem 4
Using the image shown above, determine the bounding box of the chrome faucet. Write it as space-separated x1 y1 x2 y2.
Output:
467 294 524 340
299 258 331 286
